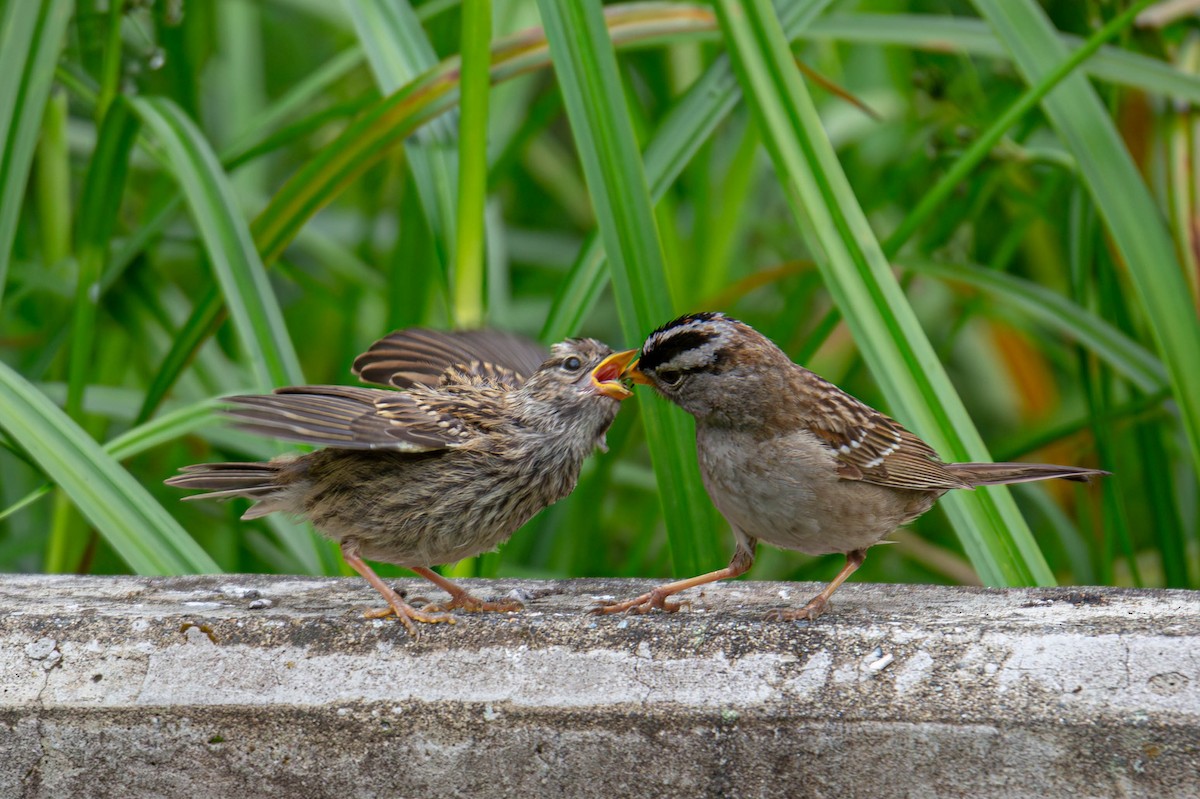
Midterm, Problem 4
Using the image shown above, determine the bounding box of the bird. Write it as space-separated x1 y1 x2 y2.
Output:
590 312 1108 621
167 328 633 635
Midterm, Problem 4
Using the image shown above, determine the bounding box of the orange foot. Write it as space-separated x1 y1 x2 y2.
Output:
363 601 456 637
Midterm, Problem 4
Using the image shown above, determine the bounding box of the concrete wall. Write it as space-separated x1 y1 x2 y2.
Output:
1 573 1196 798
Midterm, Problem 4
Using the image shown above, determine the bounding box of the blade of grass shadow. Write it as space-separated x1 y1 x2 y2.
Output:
713 0 1052 586
0 0 73 305
973 0 1200 488
537 0 726 574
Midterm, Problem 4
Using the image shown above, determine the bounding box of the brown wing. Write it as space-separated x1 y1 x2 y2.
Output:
222 385 502 451
352 328 548 390
799 371 970 491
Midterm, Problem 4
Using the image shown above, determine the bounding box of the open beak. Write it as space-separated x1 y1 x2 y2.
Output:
590 349 640 400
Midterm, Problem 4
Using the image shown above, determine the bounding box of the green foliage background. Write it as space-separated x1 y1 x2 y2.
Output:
1 0 1197 592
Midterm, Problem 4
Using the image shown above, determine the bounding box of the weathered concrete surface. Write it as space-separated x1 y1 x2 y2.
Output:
0 574 1196 799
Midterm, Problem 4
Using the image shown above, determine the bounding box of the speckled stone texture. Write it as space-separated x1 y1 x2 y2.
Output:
1 574 1196 798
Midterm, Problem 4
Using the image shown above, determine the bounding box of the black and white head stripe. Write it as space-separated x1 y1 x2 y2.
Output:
638 312 737 373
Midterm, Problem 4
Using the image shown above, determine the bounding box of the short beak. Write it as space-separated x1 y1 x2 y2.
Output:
590 349 639 400
613 349 654 386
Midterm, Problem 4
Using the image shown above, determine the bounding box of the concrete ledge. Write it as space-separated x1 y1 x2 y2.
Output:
1 574 1197 798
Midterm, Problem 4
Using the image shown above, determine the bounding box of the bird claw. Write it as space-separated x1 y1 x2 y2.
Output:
363 602 457 637
591 590 689 615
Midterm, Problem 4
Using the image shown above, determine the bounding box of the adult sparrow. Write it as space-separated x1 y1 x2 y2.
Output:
168 328 633 634
592 312 1107 621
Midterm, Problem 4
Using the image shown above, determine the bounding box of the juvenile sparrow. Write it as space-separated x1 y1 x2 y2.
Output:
168 328 633 634
592 312 1107 621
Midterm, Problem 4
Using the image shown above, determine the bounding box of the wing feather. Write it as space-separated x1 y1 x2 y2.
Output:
352 328 547 390
799 371 970 491
223 385 489 451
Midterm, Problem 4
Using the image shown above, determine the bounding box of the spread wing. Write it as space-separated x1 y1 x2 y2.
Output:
352 328 548 390
223 385 506 451
799 371 970 491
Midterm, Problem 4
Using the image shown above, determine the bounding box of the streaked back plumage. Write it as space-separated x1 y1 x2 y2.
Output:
167 329 625 567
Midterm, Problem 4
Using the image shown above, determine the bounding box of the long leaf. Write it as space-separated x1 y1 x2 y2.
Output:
0 361 219 575
251 4 719 269
884 1 1156 257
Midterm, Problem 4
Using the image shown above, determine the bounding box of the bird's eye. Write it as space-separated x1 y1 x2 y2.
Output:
562 356 582 371
657 369 683 386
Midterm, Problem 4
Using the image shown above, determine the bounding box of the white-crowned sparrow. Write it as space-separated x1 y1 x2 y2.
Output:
591 312 1107 620
168 328 632 634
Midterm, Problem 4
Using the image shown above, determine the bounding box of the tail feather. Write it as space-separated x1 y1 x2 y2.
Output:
165 462 284 517
947 462 1109 487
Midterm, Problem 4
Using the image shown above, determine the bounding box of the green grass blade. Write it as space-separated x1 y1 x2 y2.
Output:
0 361 219 575
973 0 1200 488
0 0 73 305
130 96 304 391
121 49 366 423
714 0 1053 586
538 0 726 574
453 0 491 327
2 387 331 577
